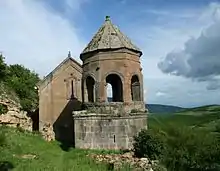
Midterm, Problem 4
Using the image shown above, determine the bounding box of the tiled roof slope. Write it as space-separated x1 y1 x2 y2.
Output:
81 16 142 55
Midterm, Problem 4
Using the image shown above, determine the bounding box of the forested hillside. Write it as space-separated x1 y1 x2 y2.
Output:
145 104 185 114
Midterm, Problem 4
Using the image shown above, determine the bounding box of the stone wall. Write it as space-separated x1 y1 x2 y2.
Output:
84 101 146 115
0 110 32 132
73 111 147 150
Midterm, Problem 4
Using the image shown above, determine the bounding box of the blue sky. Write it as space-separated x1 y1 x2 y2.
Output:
0 0 220 107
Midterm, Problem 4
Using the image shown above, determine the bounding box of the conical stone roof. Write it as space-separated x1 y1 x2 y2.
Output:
80 16 142 56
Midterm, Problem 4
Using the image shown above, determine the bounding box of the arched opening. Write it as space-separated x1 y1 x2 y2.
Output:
106 74 123 102
106 83 113 102
131 75 141 101
86 76 95 102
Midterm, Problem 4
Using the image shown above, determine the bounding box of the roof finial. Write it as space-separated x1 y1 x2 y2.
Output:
105 16 110 21
68 51 71 58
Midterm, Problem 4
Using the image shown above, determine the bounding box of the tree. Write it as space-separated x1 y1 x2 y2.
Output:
5 64 40 112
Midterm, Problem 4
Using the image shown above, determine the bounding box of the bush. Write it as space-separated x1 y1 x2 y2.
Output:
133 128 166 160
152 164 167 171
0 104 8 115
133 126 220 171
0 55 40 112
4 64 40 112
162 127 220 171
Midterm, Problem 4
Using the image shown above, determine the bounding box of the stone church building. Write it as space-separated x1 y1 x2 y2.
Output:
38 16 147 149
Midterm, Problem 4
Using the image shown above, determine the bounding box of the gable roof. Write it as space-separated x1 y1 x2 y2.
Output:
80 16 142 56
37 56 82 88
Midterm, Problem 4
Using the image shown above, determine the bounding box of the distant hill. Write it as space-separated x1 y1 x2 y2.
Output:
146 104 185 114
183 105 220 113
148 105 220 130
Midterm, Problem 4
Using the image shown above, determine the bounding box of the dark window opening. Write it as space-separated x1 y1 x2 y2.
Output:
131 75 141 101
70 80 74 99
86 76 95 102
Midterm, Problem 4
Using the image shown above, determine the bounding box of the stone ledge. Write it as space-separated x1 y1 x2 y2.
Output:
82 101 146 115
83 101 145 107
72 112 147 120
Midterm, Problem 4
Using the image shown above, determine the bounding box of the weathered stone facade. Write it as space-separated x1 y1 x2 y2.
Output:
38 16 147 149
73 111 147 150
38 56 82 143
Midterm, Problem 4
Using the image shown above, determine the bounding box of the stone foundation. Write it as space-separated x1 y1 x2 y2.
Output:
73 111 147 150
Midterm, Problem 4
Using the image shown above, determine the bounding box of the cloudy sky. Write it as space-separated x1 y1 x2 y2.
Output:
0 0 220 107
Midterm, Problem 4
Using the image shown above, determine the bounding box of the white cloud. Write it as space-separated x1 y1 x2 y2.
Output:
0 0 86 78
145 77 220 107
158 2 220 90
156 91 167 97
126 2 220 106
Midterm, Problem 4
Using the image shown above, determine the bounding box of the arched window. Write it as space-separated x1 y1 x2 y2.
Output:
65 78 77 100
106 74 123 102
131 75 141 101
86 76 95 102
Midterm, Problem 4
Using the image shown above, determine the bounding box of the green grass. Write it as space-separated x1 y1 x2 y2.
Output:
1 105 220 171
148 105 220 131
0 126 132 171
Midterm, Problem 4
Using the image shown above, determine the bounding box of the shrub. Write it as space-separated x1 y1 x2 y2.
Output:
0 104 8 115
152 164 167 171
133 128 166 160
0 55 40 112
4 64 40 112
133 125 220 171
162 126 220 171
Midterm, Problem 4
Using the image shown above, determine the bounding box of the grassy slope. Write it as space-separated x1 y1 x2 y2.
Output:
0 127 131 171
148 105 220 131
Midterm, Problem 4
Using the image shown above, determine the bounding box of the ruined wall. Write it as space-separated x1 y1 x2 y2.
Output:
73 111 147 150
0 84 32 131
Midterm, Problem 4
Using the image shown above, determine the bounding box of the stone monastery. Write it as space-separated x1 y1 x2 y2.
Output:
37 16 147 149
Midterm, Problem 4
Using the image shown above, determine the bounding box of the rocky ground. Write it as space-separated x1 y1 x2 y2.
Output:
88 152 163 171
